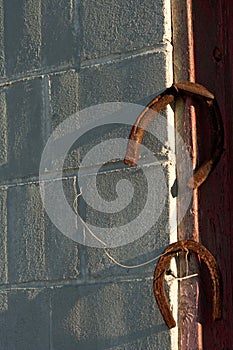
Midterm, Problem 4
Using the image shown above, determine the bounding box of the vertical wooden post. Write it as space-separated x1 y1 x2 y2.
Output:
172 1 203 348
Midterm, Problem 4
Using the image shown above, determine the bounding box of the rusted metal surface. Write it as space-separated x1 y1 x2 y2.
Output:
124 82 224 190
123 86 176 167
153 240 222 329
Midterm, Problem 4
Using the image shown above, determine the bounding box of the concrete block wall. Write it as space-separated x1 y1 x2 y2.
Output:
0 1 177 349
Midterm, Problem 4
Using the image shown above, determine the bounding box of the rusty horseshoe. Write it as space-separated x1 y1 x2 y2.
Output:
153 240 222 329
124 82 224 189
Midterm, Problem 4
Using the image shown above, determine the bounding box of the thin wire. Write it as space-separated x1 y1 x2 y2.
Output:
104 247 167 269
176 273 198 281
73 177 78 230
73 189 82 216
73 188 168 269
73 190 106 247
79 215 107 247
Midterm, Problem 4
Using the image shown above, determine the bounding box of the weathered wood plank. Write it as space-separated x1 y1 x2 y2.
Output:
193 0 233 348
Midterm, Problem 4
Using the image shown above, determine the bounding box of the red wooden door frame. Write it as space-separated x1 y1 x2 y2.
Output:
193 1 233 348
172 0 233 350
172 1 233 348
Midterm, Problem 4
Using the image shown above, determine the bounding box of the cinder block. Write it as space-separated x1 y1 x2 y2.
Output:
77 164 171 278
51 280 170 349
1 77 44 181
0 0 5 77
7 179 80 284
50 70 79 129
44 177 80 281
0 1 175 349
51 51 172 173
45 54 171 173
7 182 46 283
0 52 171 180
79 50 172 109
0 288 50 350
0 71 80 181
4 0 41 76
81 0 171 60
0 92 7 166
0 189 7 284
41 0 79 69
3 0 80 77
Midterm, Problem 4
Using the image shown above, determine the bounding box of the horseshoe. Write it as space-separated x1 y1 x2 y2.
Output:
153 239 222 329
124 82 224 189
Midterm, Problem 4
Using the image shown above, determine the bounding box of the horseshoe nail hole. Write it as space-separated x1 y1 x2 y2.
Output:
213 46 222 62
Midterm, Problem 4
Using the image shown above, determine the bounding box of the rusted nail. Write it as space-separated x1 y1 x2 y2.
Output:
124 82 224 189
153 239 222 329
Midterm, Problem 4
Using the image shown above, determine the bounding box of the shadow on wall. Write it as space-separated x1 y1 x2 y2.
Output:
52 279 168 349
0 278 168 350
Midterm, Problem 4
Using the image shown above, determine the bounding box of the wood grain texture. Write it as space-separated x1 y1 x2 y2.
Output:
171 1 202 348
192 0 233 348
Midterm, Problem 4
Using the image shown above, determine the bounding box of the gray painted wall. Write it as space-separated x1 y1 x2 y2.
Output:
0 1 176 349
